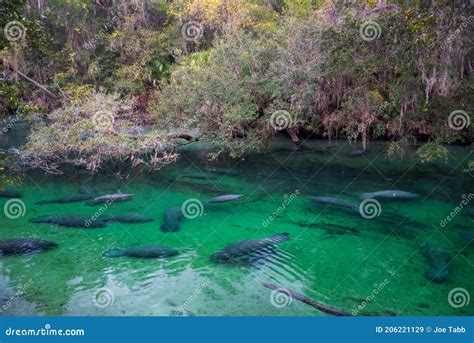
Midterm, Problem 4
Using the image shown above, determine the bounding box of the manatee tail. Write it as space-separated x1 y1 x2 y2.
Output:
424 270 449 283
103 248 126 258
351 204 360 213
35 200 53 205
270 233 290 244
28 215 54 223
79 185 95 195
99 214 115 222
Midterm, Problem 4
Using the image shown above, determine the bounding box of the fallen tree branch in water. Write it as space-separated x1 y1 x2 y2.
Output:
263 283 353 316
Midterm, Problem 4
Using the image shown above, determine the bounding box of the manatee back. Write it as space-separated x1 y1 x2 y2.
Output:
103 248 126 257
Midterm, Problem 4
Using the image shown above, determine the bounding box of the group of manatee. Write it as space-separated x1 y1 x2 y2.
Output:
1 187 258 262
160 194 243 232
306 190 420 213
0 186 472 287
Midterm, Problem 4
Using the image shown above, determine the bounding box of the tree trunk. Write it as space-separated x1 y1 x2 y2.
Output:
15 70 56 98
362 129 367 151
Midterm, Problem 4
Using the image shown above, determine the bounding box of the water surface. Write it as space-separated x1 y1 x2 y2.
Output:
1 136 473 316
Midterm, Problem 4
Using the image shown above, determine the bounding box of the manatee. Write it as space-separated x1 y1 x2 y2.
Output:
423 245 452 282
211 233 290 264
79 185 95 195
350 149 365 156
360 190 419 200
85 193 133 206
182 172 217 180
306 196 358 212
0 238 57 256
0 189 22 198
459 231 474 241
103 245 179 258
203 167 239 176
302 222 359 236
101 213 153 223
207 194 243 203
29 215 107 228
463 208 474 219
160 207 183 232
36 193 96 205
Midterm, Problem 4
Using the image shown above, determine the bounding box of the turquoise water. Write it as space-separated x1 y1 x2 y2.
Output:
0 136 473 316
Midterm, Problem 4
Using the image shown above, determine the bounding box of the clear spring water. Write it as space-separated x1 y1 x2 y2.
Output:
0 130 473 316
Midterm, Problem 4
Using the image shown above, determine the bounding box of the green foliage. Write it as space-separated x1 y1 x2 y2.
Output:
152 34 275 157
284 0 315 16
416 140 449 163
386 137 412 159
4 0 473 172
153 2 472 159
466 160 474 175
18 92 177 173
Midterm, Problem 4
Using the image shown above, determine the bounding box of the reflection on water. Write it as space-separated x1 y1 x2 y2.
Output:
0 135 473 316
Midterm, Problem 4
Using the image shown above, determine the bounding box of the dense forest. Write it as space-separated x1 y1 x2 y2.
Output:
1 0 473 175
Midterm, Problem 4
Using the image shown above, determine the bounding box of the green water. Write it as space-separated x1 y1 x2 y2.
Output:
0 138 473 316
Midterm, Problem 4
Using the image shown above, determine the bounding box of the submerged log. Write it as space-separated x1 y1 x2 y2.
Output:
263 283 353 316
